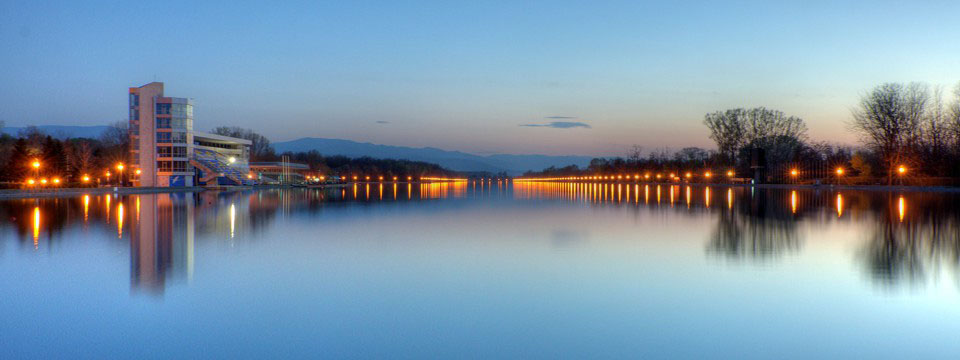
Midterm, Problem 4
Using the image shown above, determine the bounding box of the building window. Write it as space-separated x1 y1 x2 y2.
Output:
157 146 172 157
172 146 187 157
173 161 189 172
156 118 171 129
156 132 172 143
155 103 171 115
129 94 139 106
171 132 187 143
157 161 172 172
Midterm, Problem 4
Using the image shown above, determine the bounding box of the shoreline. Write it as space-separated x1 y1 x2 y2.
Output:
2 181 957 200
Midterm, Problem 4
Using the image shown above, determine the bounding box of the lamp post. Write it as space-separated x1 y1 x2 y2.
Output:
116 163 124 187
31 160 40 180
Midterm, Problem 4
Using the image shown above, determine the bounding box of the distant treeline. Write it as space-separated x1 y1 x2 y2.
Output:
526 82 960 186
274 150 461 179
0 122 128 187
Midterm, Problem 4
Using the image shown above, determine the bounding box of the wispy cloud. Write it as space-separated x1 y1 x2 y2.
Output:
375 120 390 124
520 121 591 129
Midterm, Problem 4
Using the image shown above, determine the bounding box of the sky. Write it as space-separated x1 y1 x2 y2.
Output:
2 0 960 156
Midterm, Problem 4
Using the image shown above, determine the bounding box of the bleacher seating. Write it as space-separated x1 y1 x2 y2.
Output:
193 148 255 186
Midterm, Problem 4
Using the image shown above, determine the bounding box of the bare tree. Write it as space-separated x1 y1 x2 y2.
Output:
850 82 929 184
626 145 643 164
949 82 960 152
66 140 95 177
704 109 746 164
705 107 807 167
99 121 129 148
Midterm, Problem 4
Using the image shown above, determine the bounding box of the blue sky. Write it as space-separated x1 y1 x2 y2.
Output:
2 0 959 156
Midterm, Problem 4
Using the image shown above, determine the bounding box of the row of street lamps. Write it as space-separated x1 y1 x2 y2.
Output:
24 159 141 188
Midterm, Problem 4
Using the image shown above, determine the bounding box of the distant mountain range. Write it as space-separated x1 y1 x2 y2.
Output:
273 138 594 174
1 125 109 139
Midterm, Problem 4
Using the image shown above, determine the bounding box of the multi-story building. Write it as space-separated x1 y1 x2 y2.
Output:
129 82 253 187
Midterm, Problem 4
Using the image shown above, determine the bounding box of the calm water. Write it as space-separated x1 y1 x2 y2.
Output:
2 182 959 359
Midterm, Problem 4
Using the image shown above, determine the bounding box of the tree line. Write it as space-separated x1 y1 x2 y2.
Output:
526 82 960 186
0 122 129 187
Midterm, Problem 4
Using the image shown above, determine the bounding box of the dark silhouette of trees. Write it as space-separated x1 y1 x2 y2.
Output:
851 83 928 184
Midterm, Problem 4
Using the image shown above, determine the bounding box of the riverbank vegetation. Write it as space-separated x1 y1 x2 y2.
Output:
524 82 960 186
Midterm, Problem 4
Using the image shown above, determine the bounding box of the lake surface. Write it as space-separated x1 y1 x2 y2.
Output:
2 182 959 359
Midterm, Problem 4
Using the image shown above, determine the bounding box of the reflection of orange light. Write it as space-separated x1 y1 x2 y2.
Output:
898 196 905 222
705 187 711 207
83 195 90 221
33 206 40 248
117 203 124 238
836 193 843 217
790 190 797 214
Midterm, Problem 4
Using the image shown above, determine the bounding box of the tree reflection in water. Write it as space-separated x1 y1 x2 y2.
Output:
859 193 960 289
706 189 802 262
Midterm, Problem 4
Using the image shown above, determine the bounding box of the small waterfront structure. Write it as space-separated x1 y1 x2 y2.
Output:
249 161 310 184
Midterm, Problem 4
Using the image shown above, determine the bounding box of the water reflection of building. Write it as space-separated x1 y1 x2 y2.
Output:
129 194 194 295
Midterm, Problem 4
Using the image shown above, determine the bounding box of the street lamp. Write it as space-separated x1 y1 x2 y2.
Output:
31 160 40 179
897 165 907 175
115 163 125 186
836 168 844 176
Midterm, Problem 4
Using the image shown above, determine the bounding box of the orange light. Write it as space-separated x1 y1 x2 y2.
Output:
320 176 326 180
52 178 60 184
669 173 675 178
836 168 844 176
378 176 384 181
135 169 141 175
898 166 907 175
407 176 413 181
705 171 712 178
27 179 35 185
106 171 111 177
82 175 90 182
685 172 692 178
31 160 40 169
116 163 124 171
40 178 48 184
790 169 798 177
727 170 734 177
247 174 254 179
365 176 370 180
644 173 650 179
